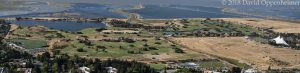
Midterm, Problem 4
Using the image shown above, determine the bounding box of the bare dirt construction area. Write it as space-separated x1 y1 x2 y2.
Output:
171 37 300 70
217 18 300 33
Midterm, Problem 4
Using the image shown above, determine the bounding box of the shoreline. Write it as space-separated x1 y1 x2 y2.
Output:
2 17 300 24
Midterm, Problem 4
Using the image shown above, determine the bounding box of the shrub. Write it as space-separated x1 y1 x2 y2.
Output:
151 52 159 55
155 42 161 45
77 48 87 52
149 47 158 50
173 47 184 53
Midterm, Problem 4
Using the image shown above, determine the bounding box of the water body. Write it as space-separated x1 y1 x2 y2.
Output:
225 5 300 20
7 20 106 31
63 3 128 18
0 0 300 20
1 3 129 18
0 0 67 17
127 5 241 19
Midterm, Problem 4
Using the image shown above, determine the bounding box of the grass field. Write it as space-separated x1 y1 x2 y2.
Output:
60 38 175 58
7 25 67 40
154 19 264 37
182 19 262 35
7 24 209 62
7 39 47 49
149 63 166 70
199 60 226 69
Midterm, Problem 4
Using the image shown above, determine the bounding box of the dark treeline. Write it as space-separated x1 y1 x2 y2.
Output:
109 20 144 28
109 20 166 31
1 37 155 73
0 41 158 73
0 19 11 40
0 41 34 72
35 52 157 73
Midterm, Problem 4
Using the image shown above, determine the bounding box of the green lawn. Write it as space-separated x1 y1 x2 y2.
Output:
79 28 99 35
219 57 251 68
199 60 225 69
60 38 175 58
165 19 263 36
8 39 48 49
149 63 166 70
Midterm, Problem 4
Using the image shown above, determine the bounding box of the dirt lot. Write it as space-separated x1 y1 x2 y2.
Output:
172 37 300 70
217 18 300 33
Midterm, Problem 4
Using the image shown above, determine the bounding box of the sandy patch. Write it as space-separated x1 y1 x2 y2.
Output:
172 37 300 70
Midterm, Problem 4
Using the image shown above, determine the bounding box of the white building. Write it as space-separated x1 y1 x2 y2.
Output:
272 36 289 46
79 66 91 73
203 70 222 73
106 67 117 73
180 62 199 69
244 69 258 73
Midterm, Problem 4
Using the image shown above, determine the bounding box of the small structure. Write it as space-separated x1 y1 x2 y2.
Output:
272 36 289 46
244 69 258 73
244 36 249 39
106 67 117 73
179 62 199 69
102 30 139 34
203 70 221 73
17 68 32 73
9 59 27 67
163 32 173 37
79 66 91 73
28 48 48 55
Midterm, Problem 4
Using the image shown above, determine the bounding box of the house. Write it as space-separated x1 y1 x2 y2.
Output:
7 43 32 54
101 30 139 34
203 70 221 73
27 48 48 55
271 36 289 46
9 59 27 67
79 66 91 73
17 68 32 73
163 32 174 37
244 69 258 73
106 67 117 73
179 62 199 69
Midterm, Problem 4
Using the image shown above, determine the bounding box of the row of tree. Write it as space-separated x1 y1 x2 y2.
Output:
0 40 158 73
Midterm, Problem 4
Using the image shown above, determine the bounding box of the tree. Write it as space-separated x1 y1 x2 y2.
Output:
96 46 107 52
231 67 241 73
95 48 99 52
77 48 87 52
175 68 192 73
33 65 42 73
